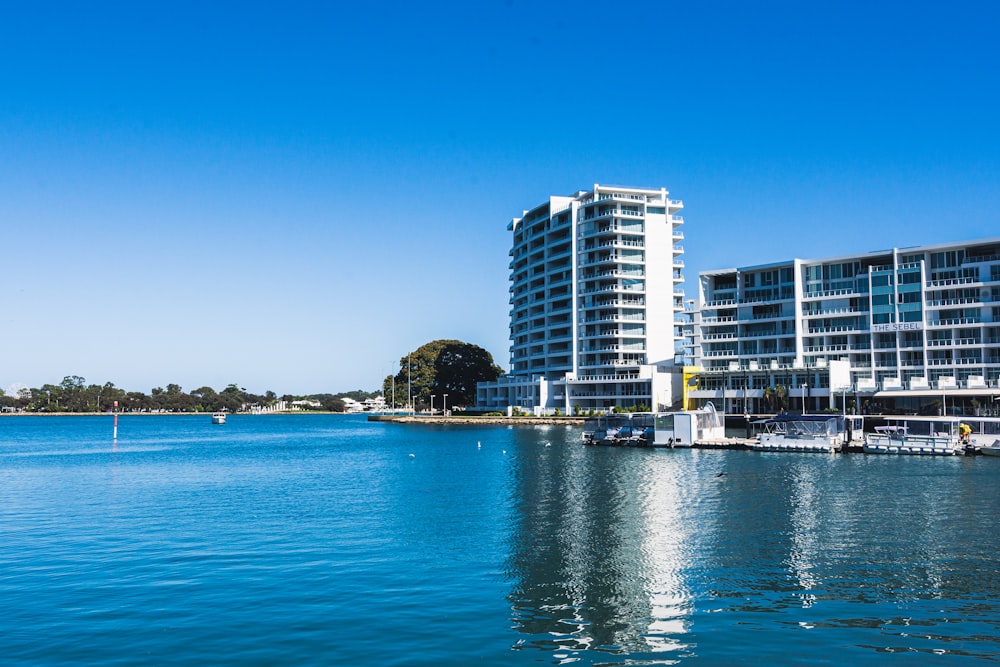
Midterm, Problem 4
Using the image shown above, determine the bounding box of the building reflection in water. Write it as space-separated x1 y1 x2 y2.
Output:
505 431 717 660
505 430 1000 662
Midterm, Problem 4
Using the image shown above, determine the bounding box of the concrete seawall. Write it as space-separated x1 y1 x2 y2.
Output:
368 415 584 426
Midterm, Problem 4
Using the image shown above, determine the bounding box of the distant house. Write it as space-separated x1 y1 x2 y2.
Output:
341 396 388 412
362 396 387 412
342 398 364 413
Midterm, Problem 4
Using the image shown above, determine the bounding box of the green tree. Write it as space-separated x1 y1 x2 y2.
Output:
190 386 220 412
59 375 88 412
219 384 246 412
30 383 61 411
775 385 788 411
321 396 346 412
763 386 776 411
384 340 502 409
125 391 149 412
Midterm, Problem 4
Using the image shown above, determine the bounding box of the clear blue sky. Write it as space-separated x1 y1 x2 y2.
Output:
2 1 998 396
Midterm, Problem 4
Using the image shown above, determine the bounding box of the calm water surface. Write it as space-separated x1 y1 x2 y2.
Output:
1 414 998 665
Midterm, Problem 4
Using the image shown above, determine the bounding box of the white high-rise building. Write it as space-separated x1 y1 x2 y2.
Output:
477 184 687 414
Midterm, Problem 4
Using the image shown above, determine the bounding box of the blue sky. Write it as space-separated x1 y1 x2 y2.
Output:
2 1 998 396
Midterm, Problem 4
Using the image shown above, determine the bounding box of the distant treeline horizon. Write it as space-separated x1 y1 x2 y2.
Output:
1 376 380 413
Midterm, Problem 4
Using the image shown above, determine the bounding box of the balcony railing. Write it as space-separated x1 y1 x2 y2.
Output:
930 318 982 326
926 297 979 306
803 288 858 299
927 277 977 287
803 307 863 317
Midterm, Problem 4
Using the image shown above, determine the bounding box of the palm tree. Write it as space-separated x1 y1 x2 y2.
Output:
775 385 788 411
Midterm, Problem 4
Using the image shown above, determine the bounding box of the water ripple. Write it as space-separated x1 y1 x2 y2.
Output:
3 417 1000 664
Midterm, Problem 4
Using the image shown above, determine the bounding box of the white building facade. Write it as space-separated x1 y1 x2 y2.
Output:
689 238 1000 416
477 184 687 414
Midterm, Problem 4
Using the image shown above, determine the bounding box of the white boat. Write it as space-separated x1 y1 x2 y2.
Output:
980 440 1000 457
652 403 725 448
865 416 1000 456
864 417 963 455
961 417 1000 452
581 407 719 448
582 415 654 446
748 414 864 454
212 412 227 425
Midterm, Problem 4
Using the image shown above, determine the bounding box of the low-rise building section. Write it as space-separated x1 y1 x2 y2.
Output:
689 238 1000 415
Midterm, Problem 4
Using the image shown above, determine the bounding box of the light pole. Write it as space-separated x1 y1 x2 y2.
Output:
430 394 435 416
443 393 448 417
801 383 808 414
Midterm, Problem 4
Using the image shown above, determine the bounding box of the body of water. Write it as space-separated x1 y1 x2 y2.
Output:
1 414 999 665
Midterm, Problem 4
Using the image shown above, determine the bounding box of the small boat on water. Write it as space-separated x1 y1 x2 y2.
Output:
748 414 864 454
980 440 1000 457
582 404 724 448
961 417 1000 454
652 403 725 447
212 412 227 425
864 417 963 455
582 415 645 446
865 416 1000 456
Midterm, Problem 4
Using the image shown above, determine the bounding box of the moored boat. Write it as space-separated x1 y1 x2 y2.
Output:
212 412 227 425
865 416 1000 456
748 414 864 454
652 403 725 447
959 417 1000 454
864 417 963 455
580 413 664 447
980 440 1000 457
582 415 630 445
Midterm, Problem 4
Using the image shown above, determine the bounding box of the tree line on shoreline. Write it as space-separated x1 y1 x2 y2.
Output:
3 339 502 415
0 376 380 414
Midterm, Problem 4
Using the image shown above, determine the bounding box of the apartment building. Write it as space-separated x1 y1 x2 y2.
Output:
689 238 1000 416
477 184 687 414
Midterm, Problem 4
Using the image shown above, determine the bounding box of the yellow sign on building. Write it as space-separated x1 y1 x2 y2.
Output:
682 366 702 411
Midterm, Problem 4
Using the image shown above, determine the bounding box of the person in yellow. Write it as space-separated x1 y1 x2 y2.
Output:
959 422 972 444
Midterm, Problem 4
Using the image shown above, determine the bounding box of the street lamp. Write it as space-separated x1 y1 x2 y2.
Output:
801 383 808 414
443 393 448 417
430 394 436 416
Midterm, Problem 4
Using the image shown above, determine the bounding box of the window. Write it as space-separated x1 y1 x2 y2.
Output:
872 274 893 287
931 251 961 269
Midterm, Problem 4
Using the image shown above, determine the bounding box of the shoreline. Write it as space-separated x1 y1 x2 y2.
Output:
368 415 584 426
